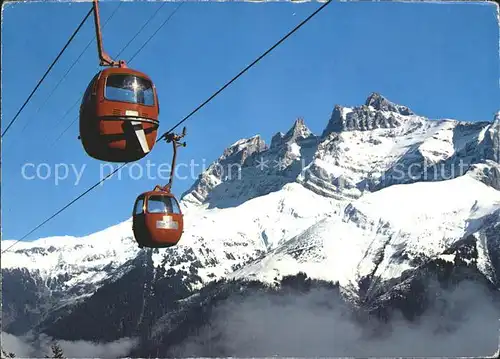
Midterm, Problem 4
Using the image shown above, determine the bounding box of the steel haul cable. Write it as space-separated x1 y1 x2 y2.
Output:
1 7 94 138
19 2 124 135
161 0 332 138
127 2 183 63
115 2 167 59
1 168 124 253
3 3 125 155
1 0 332 254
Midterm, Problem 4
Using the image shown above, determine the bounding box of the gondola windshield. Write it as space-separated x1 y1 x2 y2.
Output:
147 195 181 214
105 74 155 106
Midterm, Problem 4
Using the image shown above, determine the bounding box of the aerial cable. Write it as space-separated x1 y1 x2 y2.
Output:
1 7 94 138
19 2 124 135
36 2 125 148
114 2 167 59
1 0 331 254
159 0 332 139
10 3 123 154
1 167 122 254
50 97 81 140
49 110 79 148
127 2 184 63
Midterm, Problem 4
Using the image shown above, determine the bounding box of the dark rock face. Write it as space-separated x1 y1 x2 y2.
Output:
364 233 499 318
35 250 200 343
322 104 404 136
322 93 417 137
468 162 500 190
182 117 319 209
2 268 51 335
181 135 268 204
481 113 500 163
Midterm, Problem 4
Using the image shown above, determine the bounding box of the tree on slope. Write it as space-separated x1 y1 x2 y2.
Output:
1 349 15 358
1 341 66 359
45 343 65 358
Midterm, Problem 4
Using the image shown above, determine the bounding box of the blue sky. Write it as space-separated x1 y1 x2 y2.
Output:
1 0 499 242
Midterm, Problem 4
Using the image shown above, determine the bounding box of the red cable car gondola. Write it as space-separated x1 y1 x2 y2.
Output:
133 186 184 248
132 129 187 248
79 0 159 163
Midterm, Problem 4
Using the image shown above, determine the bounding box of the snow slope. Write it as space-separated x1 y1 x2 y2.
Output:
232 175 500 290
2 183 340 294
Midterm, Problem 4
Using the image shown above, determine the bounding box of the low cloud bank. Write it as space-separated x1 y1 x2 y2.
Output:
171 280 500 357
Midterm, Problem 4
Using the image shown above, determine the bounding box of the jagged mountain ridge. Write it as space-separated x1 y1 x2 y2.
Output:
2 93 499 344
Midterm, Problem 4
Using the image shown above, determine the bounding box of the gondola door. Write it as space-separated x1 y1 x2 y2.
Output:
132 194 149 248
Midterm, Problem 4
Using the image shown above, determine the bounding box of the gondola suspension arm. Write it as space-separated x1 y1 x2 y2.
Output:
92 0 127 68
154 127 187 193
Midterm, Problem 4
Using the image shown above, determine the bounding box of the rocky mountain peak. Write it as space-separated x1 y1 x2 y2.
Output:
365 92 415 116
284 117 313 141
220 135 267 165
271 117 314 149
180 135 268 205
321 94 422 138
181 117 318 207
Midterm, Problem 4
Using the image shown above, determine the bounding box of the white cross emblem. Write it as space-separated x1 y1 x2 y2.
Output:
156 215 178 229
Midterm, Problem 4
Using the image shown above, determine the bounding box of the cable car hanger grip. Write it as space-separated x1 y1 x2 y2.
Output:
93 0 126 68
155 127 187 193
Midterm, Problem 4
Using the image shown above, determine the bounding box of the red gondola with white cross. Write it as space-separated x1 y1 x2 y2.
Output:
79 0 160 163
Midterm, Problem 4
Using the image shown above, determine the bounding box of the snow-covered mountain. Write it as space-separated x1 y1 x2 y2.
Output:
2 93 499 356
